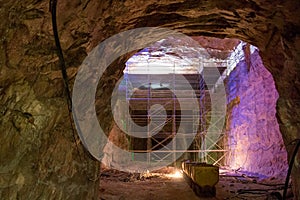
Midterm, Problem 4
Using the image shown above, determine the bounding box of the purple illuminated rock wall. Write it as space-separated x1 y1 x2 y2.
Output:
226 49 288 178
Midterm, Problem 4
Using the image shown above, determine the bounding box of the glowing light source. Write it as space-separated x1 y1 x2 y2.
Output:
166 170 183 179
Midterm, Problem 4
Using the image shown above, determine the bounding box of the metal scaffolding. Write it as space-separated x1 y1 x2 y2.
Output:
118 48 239 167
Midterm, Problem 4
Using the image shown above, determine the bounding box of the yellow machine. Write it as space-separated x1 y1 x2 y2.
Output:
182 161 219 197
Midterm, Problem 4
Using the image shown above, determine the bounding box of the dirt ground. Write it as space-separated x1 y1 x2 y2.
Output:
99 167 293 200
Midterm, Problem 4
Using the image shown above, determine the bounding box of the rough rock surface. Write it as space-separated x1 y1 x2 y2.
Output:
226 48 288 178
0 0 299 199
102 123 130 170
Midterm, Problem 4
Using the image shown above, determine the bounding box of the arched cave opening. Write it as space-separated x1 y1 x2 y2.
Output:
99 36 289 199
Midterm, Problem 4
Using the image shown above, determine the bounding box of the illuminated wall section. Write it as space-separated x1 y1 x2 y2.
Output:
226 46 288 178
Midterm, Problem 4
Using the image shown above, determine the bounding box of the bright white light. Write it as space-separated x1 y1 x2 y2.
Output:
166 170 183 179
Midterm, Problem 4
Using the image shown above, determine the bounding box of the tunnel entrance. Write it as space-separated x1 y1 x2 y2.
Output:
101 36 288 198
103 36 288 178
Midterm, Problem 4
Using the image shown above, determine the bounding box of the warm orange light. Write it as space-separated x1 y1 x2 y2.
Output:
166 170 183 179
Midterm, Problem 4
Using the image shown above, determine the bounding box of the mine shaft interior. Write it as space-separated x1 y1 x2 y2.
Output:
99 36 290 199
1 1 300 200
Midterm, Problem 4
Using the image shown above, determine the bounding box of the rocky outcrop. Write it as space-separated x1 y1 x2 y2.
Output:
225 48 288 178
0 0 299 199
102 123 131 169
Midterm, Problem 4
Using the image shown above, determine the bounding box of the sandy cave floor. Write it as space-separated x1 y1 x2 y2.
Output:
98 167 293 200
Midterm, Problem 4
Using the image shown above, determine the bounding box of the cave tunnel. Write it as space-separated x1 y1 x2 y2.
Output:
0 0 299 200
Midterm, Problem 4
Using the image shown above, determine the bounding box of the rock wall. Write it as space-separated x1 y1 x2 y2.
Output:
0 79 100 199
259 27 300 198
0 1 100 199
225 48 288 178
102 123 131 170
